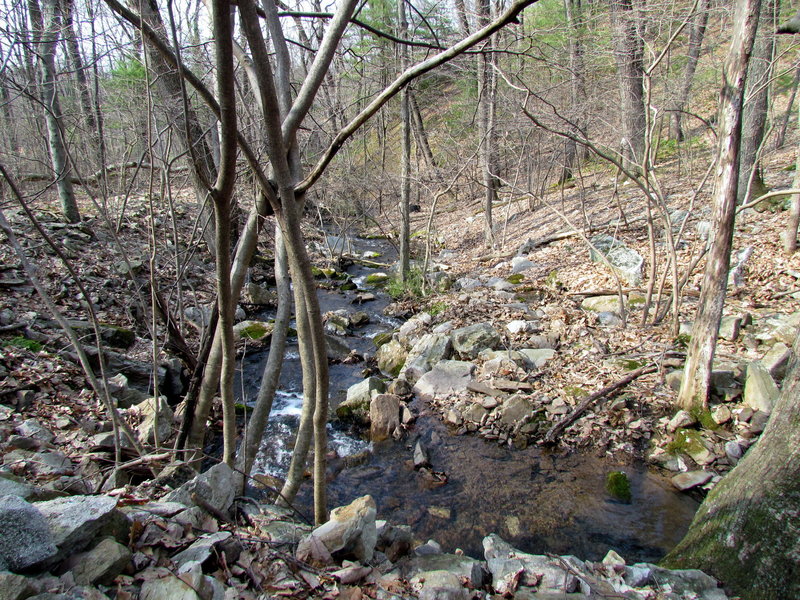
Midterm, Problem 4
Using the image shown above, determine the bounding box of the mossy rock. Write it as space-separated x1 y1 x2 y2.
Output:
667 428 707 456
373 332 394 348
606 471 632 503
100 323 136 349
690 407 719 430
233 320 274 341
1 336 43 352
365 272 390 286
506 273 525 285
340 280 358 291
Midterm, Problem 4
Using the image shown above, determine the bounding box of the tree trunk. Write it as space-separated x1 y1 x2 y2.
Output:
478 0 498 247
737 0 776 205
670 0 709 142
611 0 646 173
398 0 411 280
28 0 80 223
560 0 587 183
663 328 800 599
677 0 761 412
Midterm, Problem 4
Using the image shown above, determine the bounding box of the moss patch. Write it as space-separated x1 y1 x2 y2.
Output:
690 407 719 430
1 336 43 352
666 428 707 456
506 273 525 285
238 322 272 340
605 471 632 503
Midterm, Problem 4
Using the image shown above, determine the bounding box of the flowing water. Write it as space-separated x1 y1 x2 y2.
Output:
236 235 698 563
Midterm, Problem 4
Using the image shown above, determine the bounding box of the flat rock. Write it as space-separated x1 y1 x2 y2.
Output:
163 462 235 514
36 495 120 561
0 495 58 571
68 537 132 586
743 361 780 414
500 395 535 427
412 569 470 600
518 348 556 368
413 361 475 401
671 471 712 491
581 295 624 314
483 534 578 594
16 419 54 444
171 531 232 568
0 473 37 500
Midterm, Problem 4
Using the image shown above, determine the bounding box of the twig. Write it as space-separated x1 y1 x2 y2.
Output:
544 364 658 444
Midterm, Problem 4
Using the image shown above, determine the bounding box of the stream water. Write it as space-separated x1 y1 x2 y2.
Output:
237 235 699 563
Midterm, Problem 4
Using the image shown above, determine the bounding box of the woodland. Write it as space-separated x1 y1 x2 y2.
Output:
0 0 799 598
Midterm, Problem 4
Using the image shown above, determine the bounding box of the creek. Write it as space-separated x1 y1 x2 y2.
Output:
236 234 699 563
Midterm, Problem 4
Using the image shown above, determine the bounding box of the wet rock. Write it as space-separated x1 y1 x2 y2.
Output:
413 361 475 401
296 495 377 564
518 348 556 368
377 339 407 378
671 471 712 491
369 394 401 442
65 537 131 586
350 311 370 327
761 342 792 381
338 377 386 423
400 334 452 384
326 334 352 360
412 570 469 600
324 311 351 336
163 463 234 516
0 571 36 600
232 320 273 342
581 295 624 314
483 534 578 593
16 419 54 444
743 361 779 414
0 495 58 571
413 441 431 469
667 410 696 433
36 495 120 562
134 397 174 445
450 323 501 360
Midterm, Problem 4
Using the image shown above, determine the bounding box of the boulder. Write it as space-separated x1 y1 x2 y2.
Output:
511 256 535 274
589 235 643 285
134 397 174 445
453 277 482 291
67 537 132 586
671 471 712 491
743 361 780 414
369 394 401 442
400 334 452 384
406 554 486 588
3 449 74 477
338 377 386 423
499 395 535 427
243 282 276 305
450 323 501 360
16 420 54 444
398 313 432 348
0 495 58 571
377 339 407 377
0 473 37 500
325 335 352 361
140 572 204 600
163 462 236 514
107 373 148 408
413 361 475 401
36 495 120 562
581 295 624 314
718 316 742 341
518 348 556 369
0 571 36 600
412 570 470 600
232 320 274 342
506 320 537 335
667 410 696 433
296 495 377 563
323 311 351 336
483 534 578 594
761 342 792 381
170 531 232 569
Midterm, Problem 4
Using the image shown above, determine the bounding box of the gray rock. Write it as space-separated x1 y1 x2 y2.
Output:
67 537 131 586
667 410 696 433
589 235 643 285
16 420 54 444
398 313 432 348
483 534 578 593
646 565 720 594
0 473 37 500
596 311 624 327
511 256 535 274
326 334 352 361
450 323 501 360
171 532 232 568
0 495 58 571
665 369 683 391
761 342 792 381
413 441 431 469
413 570 469 600
506 320 537 335
0 571 36 600
581 295 624 314
243 282 276 305
743 361 780 414
499 395 535 427
163 462 236 514
3 450 74 477
414 539 442 556
718 316 742 341
296 495 377 563
413 361 475 401
400 334 452 384
369 394 401 442
324 311 350 336
377 339 407 377
453 277 482 291
338 377 386 423
134 397 174 445
140 573 203 600
232 320 273 342
671 471 712 491
725 441 744 464
106 373 148 408
36 495 120 562
518 348 556 368
727 246 753 289
407 554 486 588
712 405 732 425
432 321 455 335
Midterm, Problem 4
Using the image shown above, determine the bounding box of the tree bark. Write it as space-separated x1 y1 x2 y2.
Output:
28 0 80 223
663 328 800 600
677 0 761 411
670 0 709 142
610 0 646 173
737 0 776 205
398 0 411 281
560 0 587 183
478 0 498 247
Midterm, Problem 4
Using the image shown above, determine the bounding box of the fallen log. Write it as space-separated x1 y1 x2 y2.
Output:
543 363 658 444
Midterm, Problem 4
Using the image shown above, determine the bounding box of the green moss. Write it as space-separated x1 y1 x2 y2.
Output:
373 332 394 348
544 270 561 289
674 333 691 349
386 268 425 299
427 301 447 316
340 281 358 291
1 336 43 352
564 385 588 399
605 471 632 503
627 295 646 307
690 407 719 430
666 428 707 456
616 358 647 371
506 273 525 284
365 273 390 286
239 322 272 340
